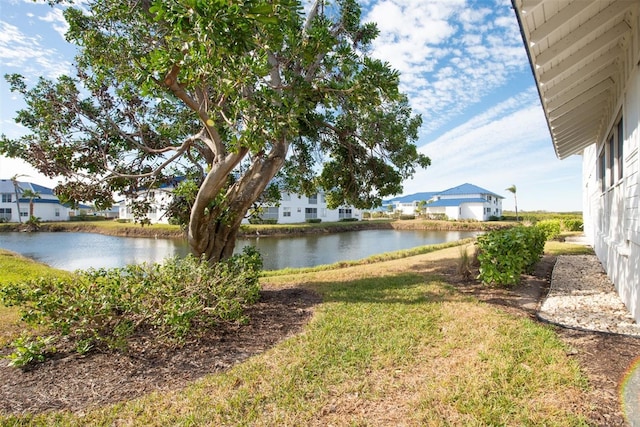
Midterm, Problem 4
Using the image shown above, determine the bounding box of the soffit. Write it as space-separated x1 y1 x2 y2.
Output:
513 0 636 159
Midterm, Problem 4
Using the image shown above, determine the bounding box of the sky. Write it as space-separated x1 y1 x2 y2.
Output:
0 0 584 212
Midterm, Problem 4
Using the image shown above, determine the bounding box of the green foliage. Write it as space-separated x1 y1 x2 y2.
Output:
476 226 546 287
248 218 278 224
561 218 583 232
535 219 561 240
0 248 262 363
338 217 358 222
70 215 107 221
306 218 322 223
399 215 416 220
24 216 41 231
5 333 55 369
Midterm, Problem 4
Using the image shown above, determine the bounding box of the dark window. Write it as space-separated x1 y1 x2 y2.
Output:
617 117 624 180
608 135 615 186
599 150 606 193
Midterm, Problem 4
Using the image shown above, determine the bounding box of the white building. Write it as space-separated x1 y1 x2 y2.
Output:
0 179 73 222
385 183 504 221
118 184 362 224
513 1 640 321
254 191 362 224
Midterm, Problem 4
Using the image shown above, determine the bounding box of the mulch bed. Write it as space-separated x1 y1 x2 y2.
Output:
0 287 321 415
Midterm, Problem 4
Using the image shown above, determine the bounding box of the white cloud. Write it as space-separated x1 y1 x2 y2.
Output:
39 8 69 39
364 0 529 136
0 20 72 79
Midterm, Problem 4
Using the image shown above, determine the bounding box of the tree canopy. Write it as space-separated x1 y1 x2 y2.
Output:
1 0 430 263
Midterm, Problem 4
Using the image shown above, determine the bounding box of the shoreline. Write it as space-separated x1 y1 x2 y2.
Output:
0 219 510 240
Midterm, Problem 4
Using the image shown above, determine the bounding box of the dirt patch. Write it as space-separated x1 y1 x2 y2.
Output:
1 254 638 425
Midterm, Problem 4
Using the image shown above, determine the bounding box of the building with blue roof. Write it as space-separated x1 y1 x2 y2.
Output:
0 179 75 222
385 183 504 221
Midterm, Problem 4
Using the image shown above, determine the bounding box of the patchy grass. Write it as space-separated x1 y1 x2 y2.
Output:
2 246 591 426
545 240 595 256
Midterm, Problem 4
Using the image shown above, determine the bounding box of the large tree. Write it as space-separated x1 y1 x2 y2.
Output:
1 0 430 264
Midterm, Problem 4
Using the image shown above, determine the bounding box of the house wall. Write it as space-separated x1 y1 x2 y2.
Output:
251 192 362 224
583 16 640 322
0 198 70 222
461 203 485 221
119 190 362 225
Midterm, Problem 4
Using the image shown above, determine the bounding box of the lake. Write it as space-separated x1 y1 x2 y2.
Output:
0 230 479 271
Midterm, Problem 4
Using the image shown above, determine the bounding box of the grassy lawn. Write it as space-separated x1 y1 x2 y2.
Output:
0 244 591 425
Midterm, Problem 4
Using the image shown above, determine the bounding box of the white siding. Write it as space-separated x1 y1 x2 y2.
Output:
585 30 640 322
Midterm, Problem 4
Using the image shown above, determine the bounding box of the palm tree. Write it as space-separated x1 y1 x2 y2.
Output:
10 174 26 224
20 189 41 218
506 185 518 222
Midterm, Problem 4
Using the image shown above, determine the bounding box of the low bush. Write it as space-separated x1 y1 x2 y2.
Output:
561 218 583 232
338 217 358 222
399 215 416 220
476 226 546 287
306 218 322 223
536 219 562 240
1 247 262 366
248 218 278 224
70 215 108 222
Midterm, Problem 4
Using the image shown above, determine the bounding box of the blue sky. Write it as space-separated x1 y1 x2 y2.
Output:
0 0 583 212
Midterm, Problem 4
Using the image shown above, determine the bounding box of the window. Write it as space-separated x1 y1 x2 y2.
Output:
608 135 615 186
339 208 352 219
55 208 60 217
1 194 12 203
261 207 279 220
617 117 624 180
308 194 317 204
598 149 606 193
601 115 624 192
0 208 11 221
305 208 317 219
283 207 291 217
20 209 28 217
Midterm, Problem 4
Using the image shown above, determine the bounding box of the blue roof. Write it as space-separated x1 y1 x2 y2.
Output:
29 183 55 196
439 183 504 199
386 192 439 203
428 197 488 207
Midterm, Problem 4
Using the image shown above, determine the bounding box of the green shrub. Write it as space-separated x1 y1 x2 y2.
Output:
399 215 416 220
70 215 108 221
535 219 561 240
0 247 262 362
306 218 322 223
5 333 56 369
248 218 278 224
561 218 583 232
476 226 546 287
339 217 358 222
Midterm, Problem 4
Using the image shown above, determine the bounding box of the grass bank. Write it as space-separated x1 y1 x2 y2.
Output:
0 218 511 240
0 242 593 425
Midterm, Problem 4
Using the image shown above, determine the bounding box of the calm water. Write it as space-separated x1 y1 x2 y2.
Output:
0 230 478 271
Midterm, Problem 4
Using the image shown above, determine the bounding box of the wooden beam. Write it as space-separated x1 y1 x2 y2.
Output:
530 0 596 44
536 3 632 67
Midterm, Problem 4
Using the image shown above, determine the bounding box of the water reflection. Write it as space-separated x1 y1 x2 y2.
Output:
0 229 478 272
